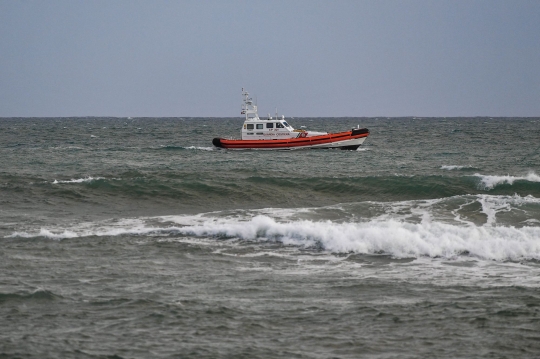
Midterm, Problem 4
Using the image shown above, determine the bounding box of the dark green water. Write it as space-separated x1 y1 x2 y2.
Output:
1 117 540 358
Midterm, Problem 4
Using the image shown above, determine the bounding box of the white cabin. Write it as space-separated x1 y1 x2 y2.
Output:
240 89 326 140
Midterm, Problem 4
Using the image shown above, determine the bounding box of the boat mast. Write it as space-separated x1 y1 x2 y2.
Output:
241 88 259 121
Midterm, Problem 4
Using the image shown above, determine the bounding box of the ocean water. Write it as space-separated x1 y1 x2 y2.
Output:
1 117 540 358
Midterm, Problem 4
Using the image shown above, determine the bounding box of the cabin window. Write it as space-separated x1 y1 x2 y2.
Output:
256 132 263 135
256 124 263 129
283 122 290 127
266 123 274 128
247 132 254 135
276 122 284 128
246 124 254 130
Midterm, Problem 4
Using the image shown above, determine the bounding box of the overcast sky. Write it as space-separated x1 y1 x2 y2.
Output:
1 0 539 117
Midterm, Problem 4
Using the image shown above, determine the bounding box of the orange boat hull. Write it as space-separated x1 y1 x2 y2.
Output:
213 128 369 150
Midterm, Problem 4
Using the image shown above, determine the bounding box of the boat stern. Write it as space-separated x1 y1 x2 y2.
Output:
351 128 369 136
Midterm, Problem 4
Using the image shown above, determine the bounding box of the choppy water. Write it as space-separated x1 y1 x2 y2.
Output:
1 117 540 358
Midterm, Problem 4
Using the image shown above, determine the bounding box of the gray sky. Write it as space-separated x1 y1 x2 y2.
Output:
1 0 539 117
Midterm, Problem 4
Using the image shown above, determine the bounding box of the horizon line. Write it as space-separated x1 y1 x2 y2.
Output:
1 115 539 119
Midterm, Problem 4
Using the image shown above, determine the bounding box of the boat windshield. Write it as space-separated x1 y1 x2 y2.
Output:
283 122 290 127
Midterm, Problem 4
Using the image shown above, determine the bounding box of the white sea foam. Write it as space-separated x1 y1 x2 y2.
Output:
9 228 80 239
174 215 540 261
441 165 468 170
184 146 214 151
6 219 161 240
8 209 540 261
7 194 540 261
474 172 540 189
52 177 104 184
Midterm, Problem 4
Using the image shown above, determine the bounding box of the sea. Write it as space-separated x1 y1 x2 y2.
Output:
1 117 540 358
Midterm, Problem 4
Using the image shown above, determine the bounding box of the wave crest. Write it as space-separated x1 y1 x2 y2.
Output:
441 165 476 170
8 199 540 262
52 177 104 184
474 172 540 190
177 215 540 261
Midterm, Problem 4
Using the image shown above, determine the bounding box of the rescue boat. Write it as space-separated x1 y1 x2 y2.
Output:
212 89 369 150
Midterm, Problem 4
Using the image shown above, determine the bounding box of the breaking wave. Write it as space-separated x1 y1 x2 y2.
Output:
7 194 540 262
474 172 540 190
52 177 105 184
441 165 477 170
176 216 540 261
8 216 540 261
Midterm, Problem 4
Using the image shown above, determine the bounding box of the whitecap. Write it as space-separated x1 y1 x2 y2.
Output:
184 146 214 151
8 207 540 262
172 215 540 261
52 177 104 184
7 194 540 262
474 172 540 190
441 165 467 170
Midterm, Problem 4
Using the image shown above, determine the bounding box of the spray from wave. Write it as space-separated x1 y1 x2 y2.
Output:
176 215 540 261
474 172 540 190
6 194 540 261
7 215 540 261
